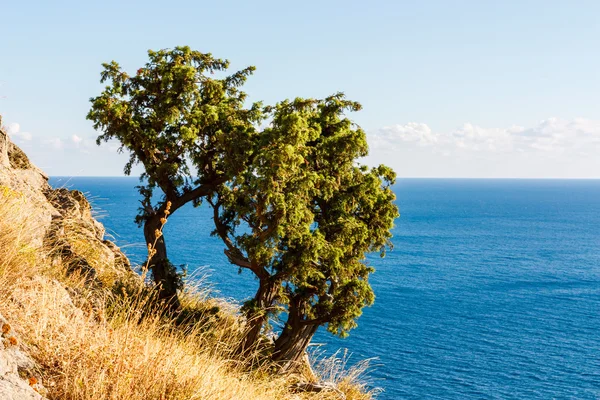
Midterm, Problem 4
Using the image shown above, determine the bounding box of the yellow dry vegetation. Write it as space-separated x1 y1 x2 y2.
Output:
0 189 375 400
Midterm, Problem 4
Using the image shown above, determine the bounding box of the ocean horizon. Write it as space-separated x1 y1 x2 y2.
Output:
49 177 600 399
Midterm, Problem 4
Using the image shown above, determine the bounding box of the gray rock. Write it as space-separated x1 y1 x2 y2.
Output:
0 313 45 400
0 120 135 399
0 125 131 281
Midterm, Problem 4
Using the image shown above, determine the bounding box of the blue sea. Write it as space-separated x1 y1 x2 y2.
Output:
49 178 600 399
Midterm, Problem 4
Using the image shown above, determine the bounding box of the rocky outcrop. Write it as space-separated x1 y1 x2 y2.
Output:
0 314 46 400
0 126 56 250
0 122 130 281
0 119 133 399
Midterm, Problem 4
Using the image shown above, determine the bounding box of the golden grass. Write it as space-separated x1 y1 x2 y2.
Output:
311 350 380 400
0 187 374 400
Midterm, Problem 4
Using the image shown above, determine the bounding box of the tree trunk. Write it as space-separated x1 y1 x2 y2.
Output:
238 278 279 355
143 213 180 310
272 303 318 372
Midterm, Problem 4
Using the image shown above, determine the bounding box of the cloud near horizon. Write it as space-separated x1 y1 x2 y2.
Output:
370 118 600 157
4 122 32 142
365 117 600 178
3 117 599 178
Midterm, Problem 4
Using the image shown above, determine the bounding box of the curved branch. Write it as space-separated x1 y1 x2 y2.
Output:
209 198 270 279
224 248 253 269
173 177 224 210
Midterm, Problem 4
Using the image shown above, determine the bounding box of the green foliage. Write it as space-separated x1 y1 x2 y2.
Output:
211 93 399 339
87 46 263 220
87 46 263 301
87 46 398 351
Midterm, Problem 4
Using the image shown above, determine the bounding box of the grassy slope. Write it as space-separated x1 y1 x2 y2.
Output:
0 186 374 400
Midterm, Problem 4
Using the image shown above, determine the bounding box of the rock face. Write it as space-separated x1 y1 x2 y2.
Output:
0 123 130 281
0 126 56 249
0 314 45 400
0 120 133 399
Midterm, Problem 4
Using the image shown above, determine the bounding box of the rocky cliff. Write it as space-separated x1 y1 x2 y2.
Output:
0 120 365 400
0 120 133 399
0 119 130 281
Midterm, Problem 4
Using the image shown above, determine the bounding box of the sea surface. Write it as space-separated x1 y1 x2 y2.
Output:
49 177 600 399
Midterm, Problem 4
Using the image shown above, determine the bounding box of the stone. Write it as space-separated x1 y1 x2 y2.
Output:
0 313 46 400
0 125 131 284
0 121 135 399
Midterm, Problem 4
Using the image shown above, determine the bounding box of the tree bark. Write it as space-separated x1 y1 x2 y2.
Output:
272 302 319 372
143 213 180 310
139 183 219 311
238 277 279 355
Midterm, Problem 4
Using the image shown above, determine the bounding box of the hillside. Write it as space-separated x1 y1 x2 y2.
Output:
0 120 372 400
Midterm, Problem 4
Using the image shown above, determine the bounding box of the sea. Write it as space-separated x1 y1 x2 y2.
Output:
48 177 600 400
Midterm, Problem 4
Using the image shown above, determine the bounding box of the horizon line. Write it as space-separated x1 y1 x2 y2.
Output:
49 176 600 180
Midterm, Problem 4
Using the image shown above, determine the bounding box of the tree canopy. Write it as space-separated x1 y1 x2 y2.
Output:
88 47 398 368
87 46 263 304
210 93 398 368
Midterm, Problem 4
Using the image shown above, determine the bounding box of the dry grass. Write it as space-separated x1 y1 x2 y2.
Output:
0 186 374 400
311 350 381 400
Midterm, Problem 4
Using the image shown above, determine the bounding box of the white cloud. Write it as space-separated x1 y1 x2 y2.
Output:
512 118 600 155
71 134 83 144
44 138 63 149
370 118 600 156
375 122 437 147
5 122 32 141
5 122 19 134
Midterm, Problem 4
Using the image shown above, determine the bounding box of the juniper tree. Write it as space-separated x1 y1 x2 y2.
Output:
87 46 262 307
210 94 398 369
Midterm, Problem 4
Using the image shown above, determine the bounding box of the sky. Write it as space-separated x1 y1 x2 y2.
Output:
1 0 599 178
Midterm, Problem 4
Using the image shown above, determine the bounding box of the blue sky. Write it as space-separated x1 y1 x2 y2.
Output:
2 0 599 177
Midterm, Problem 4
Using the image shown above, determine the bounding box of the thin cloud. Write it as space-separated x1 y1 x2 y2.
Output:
374 122 436 147
44 138 63 149
371 118 600 156
5 122 32 142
